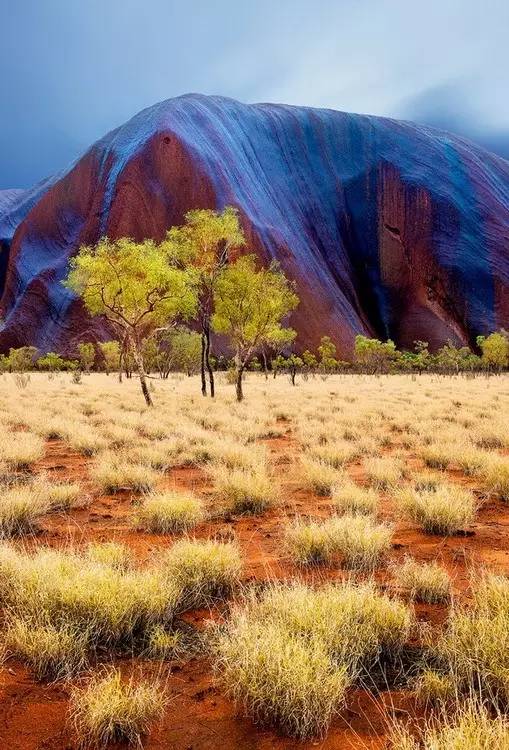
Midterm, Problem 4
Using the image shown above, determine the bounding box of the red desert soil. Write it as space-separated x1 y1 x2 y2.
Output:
1 432 509 750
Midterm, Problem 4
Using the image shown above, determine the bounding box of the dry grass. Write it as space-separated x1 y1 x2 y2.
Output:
70 667 166 747
364 456 404 490
215 580 411 737
331 479 379 515
133 490 205 533
300 456 344 496
0 485 49 537
396 483 477 535
392 558 451 603
163 539 242 606
1 432 44 470
390 703 509 749
93 452 159 493
212 463 278 514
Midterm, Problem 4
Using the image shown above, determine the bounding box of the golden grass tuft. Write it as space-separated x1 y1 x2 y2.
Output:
70 667 166 748
392 557 451 603
1 432 45 470
331 479 379 515
164 538 242 606
93 452 159 493
396 482 476 535
212 463 279 514
133 490 205 533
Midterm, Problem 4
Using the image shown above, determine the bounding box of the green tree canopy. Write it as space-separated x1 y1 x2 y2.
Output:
64 236 198 405
163 206 245 397
212 254 298 400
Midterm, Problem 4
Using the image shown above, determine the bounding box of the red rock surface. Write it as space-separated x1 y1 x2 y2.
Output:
1 94 508 355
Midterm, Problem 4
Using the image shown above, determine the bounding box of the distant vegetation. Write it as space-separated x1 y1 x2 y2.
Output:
0 206 508 405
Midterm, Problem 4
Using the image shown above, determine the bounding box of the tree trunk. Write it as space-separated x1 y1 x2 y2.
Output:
291 367 296 386
200 332 207 397
235 365 244 402
132 342 153 407
204 326 215 398
261 350 268 380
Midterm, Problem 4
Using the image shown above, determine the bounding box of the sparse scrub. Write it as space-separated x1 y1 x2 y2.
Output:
70 668 166 747
0 485 49 537
212 463 278 514
1 432 44 470
133 490 205 533
389 703 509 749
6 616 90 679
164 539 242 606
364 456 404 490
393 558 451 603
331 479 379 515
300 456 344 496
481 455 509 500
216 618 350 739
396 483 476 535
326 514 393 570
86 541 132 570
284 518 334 565
93 453 159 493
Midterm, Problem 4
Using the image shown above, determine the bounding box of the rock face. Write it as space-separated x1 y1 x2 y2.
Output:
1 94 509 356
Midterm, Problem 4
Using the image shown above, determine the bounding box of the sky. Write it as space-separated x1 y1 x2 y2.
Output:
1 0 508 189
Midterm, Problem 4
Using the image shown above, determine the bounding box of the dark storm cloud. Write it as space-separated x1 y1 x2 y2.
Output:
1 0 508 188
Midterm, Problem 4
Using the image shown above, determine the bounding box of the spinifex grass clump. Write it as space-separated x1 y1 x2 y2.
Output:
284 515 392 570
427 574 509 705
392 558 451 603
212 463 278 514
389 703 509 749
6 616 90 680
0 485 50 537
300 456 344 496
163 538 242 607
215 581 411 738
284 518 334 565
364 456 404 490
70 668 166 748
1 432 45 471
133 490 205 533
396 482 476 535
0 544 182 654
93 452 159 493
331 479 379 515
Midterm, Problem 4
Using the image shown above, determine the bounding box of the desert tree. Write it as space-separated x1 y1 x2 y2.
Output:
212 254 298 401
99 341 121 376
477 330 509 372
77 342 95 373
64 237 198 406
163 207 245 397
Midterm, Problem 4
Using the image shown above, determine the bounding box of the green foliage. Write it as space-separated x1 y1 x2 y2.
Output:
37 352 77 372
78 342 95 372
64 237 197 335
354 335 398 373
99 341 121 374
64 236 198 404
8 346 38 372
477 331 509 371
212 254 298 400
433 341 481 373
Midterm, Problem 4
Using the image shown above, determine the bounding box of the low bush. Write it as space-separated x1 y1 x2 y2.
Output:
0 485 49 537
164 539 242 607
396 483 476 535
1 432 44 470
300 457 344 496
93 453 159 493
392 558 451 603
212 464 278 514
70 667 166 747
133 490 205 533
331 480 379 515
